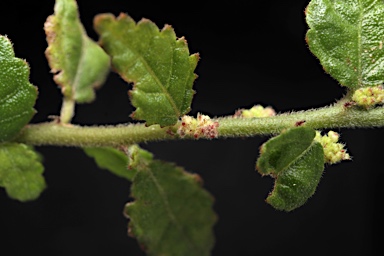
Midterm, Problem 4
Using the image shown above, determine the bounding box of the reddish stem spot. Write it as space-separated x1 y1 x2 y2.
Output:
343 101 356 108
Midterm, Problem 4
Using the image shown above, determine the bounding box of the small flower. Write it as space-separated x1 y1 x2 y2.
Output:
314 130 351 164
352 85 384 108
178 113 219 139
234 105 275 118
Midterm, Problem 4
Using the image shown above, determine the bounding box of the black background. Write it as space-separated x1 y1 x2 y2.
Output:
0 1 383 255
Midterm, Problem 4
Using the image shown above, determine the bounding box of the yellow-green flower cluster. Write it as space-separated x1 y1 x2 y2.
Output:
352 85 384 108
314 131 351 164
177 114 219 139
236 105 275 118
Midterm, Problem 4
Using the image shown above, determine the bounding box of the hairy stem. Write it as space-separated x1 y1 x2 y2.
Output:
218 102 384 137
15 103 384 147
60 98 75 124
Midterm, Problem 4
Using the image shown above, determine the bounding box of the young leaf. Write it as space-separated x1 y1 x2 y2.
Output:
83 147 135 181
306 0 384 88
256 127 325 212
124 146 216 256
0 143 46 201
44 0 110 103
94 13 198 127
0 36 37 142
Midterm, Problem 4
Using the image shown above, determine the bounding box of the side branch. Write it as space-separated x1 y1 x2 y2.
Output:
14 104 384 147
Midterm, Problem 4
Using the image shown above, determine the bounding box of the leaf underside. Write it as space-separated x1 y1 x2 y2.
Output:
94 13 198 126
124 147 216 256
306 0 384 88
0 143 46 201
0 36 37 142
44 0 110 103
83 147 136 181
256 127 325 211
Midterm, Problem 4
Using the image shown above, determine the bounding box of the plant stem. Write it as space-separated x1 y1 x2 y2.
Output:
60 98 75 124
15 103 384 147
218 102 384 137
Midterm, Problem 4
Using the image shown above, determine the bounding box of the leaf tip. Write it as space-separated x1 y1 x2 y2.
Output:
93 13 115 31
162 24 173 31
0 35 15 58
123 201 134 219
193 52 200 59
191 173 204 186
305 34 309 45
304 4 309 17
177 36 187 44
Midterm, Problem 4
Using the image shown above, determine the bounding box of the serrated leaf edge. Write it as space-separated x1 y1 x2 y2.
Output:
95 13 198 126
0 36 38 142
125 160 216 255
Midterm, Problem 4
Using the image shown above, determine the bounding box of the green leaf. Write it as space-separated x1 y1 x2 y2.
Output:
0 36 37 142
0 143 46 201
45 0 110 103
124 146 216 256
306 0 384 88
256 127 325 211
94 13 198 126
83 147 135 181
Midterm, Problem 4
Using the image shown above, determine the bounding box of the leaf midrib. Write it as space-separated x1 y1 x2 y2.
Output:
279 140 319 175
357 0 363 87
145 163 201 253
133 47 181 118
70 25 87 100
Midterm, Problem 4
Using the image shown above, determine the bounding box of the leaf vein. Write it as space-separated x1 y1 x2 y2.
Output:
0 110 31 125
358 0 364 86
0 88 20 105
135 51 180 117
71 31 86 99
280 140 318 174
146 166 199 252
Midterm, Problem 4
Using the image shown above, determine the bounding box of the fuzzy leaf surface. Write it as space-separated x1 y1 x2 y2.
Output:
84 147 135 181
124 146 216 256
0 36 37 142
94 13 198 126
306 0 384 88
44 0 110 103
0 143 46 201
256 127 325 211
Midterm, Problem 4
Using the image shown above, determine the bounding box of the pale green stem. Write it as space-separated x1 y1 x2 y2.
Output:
15 103 384 148
60 98 75 124
218 103 384 137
